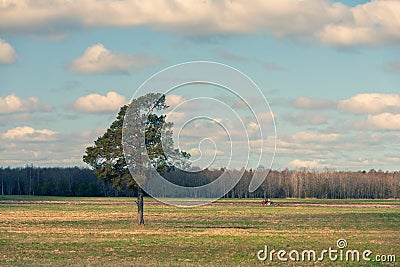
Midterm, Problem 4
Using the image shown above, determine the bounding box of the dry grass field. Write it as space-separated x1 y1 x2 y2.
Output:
0 196 399 266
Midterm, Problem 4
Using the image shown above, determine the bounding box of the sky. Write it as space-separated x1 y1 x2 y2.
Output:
0 0 400 171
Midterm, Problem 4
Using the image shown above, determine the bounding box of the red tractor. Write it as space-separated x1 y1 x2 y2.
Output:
261 197 278 206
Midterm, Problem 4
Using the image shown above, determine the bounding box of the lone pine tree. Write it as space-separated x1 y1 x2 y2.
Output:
83 93 189 225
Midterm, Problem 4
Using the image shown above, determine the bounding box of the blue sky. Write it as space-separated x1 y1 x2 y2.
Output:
0 0 400 170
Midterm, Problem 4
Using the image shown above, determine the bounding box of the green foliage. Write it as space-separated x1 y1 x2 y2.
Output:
83 93 190 191
83 106 131 189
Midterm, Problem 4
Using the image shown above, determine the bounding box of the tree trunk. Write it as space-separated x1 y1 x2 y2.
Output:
137 188 144 225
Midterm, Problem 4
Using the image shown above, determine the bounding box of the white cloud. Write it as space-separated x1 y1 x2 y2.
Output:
0 39 17 64
363 113 400 130
71 91 128 113
0 128 107 167
292 131 340 143
165 94 186 107
367 113 400 130
294 97 334 109
289 159 323 168
338 93 400 114
274 130 399 169
318 0 400 46
273 129 400 170
318 25 377 46
0 94 53 114
1 0 399 46
69 43 155 74
1 126 59 142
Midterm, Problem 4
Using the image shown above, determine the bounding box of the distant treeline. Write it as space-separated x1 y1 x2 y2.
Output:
0 167 129 197
255 169 399 199
0 166 399 199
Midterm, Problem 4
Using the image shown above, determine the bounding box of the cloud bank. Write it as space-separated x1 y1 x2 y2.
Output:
71 91 128 113
69 43 155 74
338 93 400 114
0 39 17 64
1 126 59 142
1 0 400 46
0 94 53 114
